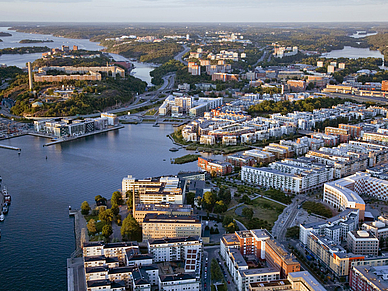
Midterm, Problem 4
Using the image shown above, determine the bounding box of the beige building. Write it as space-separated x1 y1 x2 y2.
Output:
142 214 201 242
133 203 193 225
347 230 379 256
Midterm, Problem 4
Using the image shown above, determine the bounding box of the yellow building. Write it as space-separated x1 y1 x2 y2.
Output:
142 214 201 242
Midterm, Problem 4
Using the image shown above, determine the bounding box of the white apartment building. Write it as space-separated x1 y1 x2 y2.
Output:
158 273 199 291
121 175 183 204
323 172 388 221
299 209 359 245
241 158 333 194
148 236 202 263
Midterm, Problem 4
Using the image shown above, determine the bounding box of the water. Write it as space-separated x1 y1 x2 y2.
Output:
109 53 156 85
0 27 155 84
349 31 378 39
0 124 202 291
322 46 384 59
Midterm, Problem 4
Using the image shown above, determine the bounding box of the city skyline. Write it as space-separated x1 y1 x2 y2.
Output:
1 0 388 22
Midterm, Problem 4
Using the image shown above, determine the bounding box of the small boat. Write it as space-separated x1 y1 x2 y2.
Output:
169 147 179 152
0 214 4 222
2 205 8 215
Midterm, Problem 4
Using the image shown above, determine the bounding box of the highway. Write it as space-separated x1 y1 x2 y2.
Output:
174 44 190 65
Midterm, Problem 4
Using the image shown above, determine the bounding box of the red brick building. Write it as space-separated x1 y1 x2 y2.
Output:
198 157 233 176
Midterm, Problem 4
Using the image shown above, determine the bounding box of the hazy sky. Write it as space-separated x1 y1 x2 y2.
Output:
1 0 388 22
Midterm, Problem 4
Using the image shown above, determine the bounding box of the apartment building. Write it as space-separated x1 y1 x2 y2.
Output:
362 218 388 240
243 149 276 164
142 214 201 242
148 236 202 273
265 239 301 278
133 203 193 225
121 175 184 204
325 127 350 143
349 265 388 291
241 158 333 194
158 273 199 291
362 131 388 145
324 172 388 220
249 271 327 291
299 209 359 245
83 241 139 263
226 154 256 167
347 231 379 256
198 157 233 176
220 229 300 291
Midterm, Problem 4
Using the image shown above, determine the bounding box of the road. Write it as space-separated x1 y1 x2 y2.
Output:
327 92 388 105
203 245 237 291
271 196 305 242
174 45 190 65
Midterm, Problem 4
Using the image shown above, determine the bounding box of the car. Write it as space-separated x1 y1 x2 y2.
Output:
228 281 230 284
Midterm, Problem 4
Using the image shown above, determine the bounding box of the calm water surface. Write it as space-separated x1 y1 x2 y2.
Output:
322 46 384 59
0 124 201 291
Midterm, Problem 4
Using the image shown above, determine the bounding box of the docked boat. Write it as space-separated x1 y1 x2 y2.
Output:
0 214 4 222
2 187 11 204
169 147 179 152
2 205 8 215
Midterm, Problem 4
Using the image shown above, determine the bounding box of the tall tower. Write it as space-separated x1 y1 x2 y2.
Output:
27 62 33 91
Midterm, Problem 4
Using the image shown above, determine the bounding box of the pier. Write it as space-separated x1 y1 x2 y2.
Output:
0 144 21 151
43 125 124 147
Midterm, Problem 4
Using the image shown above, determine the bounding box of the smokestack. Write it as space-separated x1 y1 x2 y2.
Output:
27 62 33 91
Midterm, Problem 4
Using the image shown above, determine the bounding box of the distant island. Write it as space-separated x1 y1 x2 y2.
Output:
0 32 12 37
0 46 50 55
19 39 54 44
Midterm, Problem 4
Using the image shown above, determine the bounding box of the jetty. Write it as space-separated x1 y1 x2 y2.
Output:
0 144 21 151
43 125 124 147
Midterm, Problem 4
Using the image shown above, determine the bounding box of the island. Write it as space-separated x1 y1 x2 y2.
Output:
0 46 51 55
19 39 54 44
0 32 12 37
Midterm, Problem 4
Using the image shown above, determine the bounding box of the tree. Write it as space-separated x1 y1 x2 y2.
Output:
102 224 112 239
121 215 140 241
203 191 217 212
81 201 91 215
186 192 195 206
214 200 227 214
95 195 103 203
111 191 122 206
87 219 97 234
242 207 254 219
126 190 133 209
111 204 120 216
99 209 114 223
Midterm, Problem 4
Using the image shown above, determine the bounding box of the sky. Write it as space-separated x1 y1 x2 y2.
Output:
1 0 388 22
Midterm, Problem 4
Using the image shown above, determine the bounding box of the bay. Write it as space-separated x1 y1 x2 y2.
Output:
0 124 203 291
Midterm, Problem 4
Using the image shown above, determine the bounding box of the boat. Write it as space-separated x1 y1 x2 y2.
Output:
3 187 11 204
169 147 179 152
2 205 8 214
0 214 4 222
